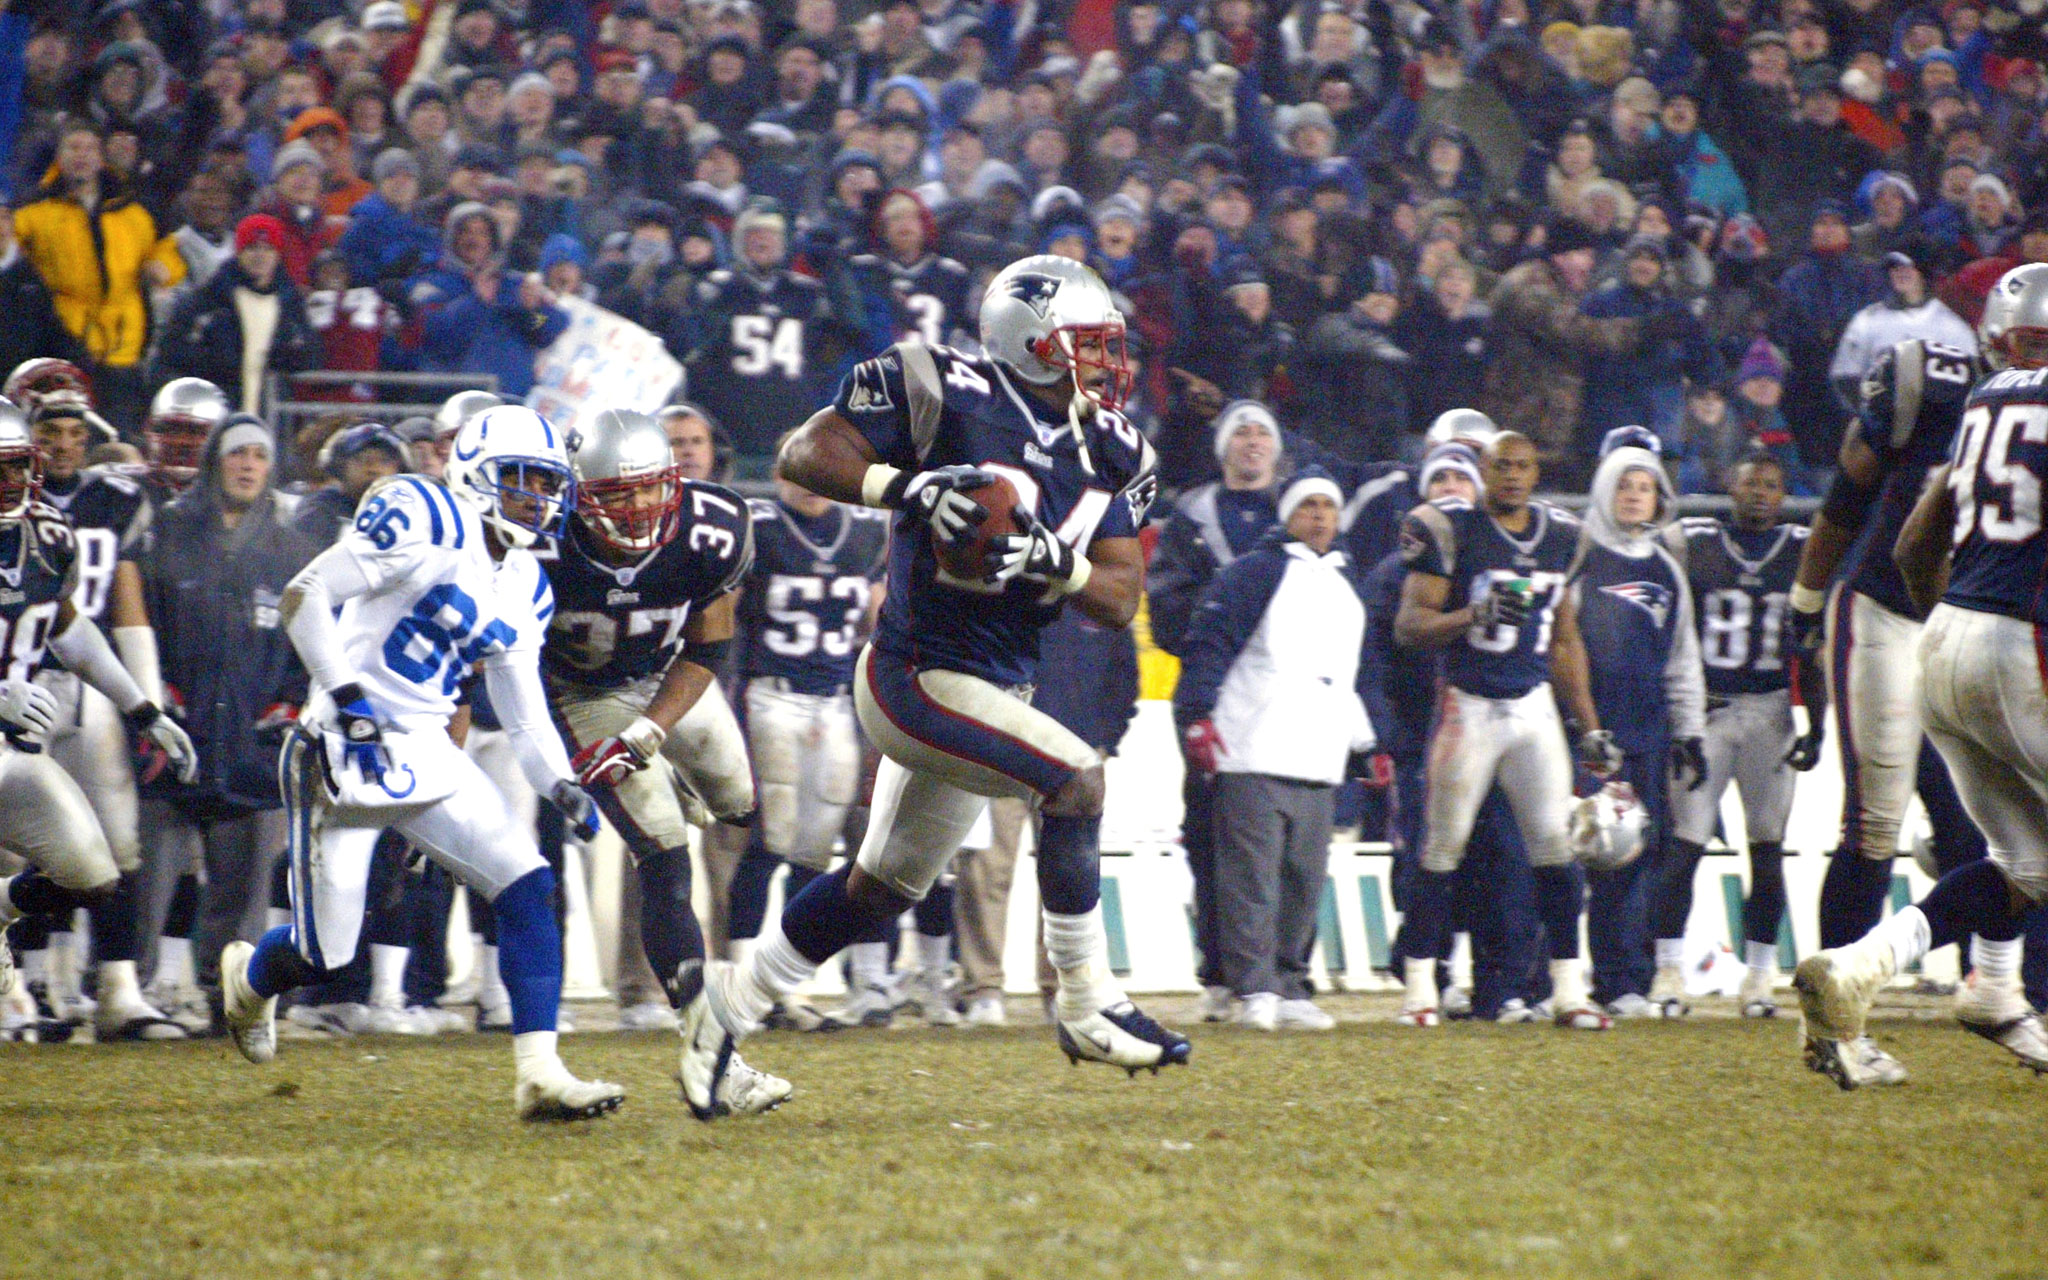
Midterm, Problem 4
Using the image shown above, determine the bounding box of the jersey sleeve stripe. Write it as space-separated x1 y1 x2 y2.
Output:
402 478 446 546
434 480 467 549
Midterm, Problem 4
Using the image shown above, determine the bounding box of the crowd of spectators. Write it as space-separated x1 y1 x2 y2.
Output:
6 0 2048 495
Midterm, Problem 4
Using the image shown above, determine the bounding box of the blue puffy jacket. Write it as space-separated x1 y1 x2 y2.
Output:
407 257 568 397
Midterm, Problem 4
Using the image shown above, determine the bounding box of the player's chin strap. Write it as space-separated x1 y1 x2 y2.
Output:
1066 373 1097 479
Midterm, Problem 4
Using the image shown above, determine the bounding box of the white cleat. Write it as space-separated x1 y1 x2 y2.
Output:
1495 998 1538 1025
677 961 773 1121
1238 991 1279 1032
617 1001 680 1033
219 941 277 1064
1194 984 1234 1023
1607 993 1662 1020
963 993 1007 1027
142 978 214 1035
709 1052 794 1116
1056 1000 1193 1075
910 969 961 1027
1795 944 1900 1090
1649 965 1690 1018
364 999 440 1036
1955 977 2048 1074
514 1063 625 1122
94 997 190 1042
1394 1003 1440 1028
820 984 895 1030
1439 986 1472 1020
1738 968 1779 1019
1275 998 1335 1031
476 1000 513 1033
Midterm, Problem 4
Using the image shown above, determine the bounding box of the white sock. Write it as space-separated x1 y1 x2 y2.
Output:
727 936 755 966
21 949 48 985
49 931 79 999
156 936 194 987
1654 938 1685 970
1404 957 1439 1010
1871 905 1929 975
849 941 889 991
1972 935 2021 983
916 931 949 974
1042 907 1120 1017
370 944 408 1006
741 923 814 1022
266 907 290 930
1744 940 1778 973
1549 959 1589 1011
480 944 509 1009
98 959 142 1009
512 1029 559 1074
1448 932 1472 989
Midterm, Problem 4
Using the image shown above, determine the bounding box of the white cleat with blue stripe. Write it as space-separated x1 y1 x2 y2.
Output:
219 941 277 1065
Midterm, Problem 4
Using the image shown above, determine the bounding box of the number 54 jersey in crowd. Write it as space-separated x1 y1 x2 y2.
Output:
1943 364 2048 623
740 499 889 694
1399 497 1580 700
1667 517 1808 696
317 476 549 732
540 480 753 693
834 341 1157 687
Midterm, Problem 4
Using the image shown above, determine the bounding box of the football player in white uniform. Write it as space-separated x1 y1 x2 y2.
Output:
220 405 624 1122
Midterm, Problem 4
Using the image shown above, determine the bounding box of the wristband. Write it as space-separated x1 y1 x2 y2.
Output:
1056 555 1093 596
861 464 906 509
1789 583 1826 614
619 715 665 761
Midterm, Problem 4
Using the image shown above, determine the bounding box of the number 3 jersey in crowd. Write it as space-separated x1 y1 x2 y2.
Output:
1844 339 1982 618
540 481 753 693
834 341 1157 687
318 476 549 732
1399 497 1580 701
1666 517 1807 696
739 499 888 694
1943 363 2048 623
39 467 148 624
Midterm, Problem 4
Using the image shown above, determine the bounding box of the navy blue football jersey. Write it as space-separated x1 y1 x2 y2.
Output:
835 340 1157 686
1843 339 1981 618
1339 461 1418 572
1942 364 2048 624
1359 550 1439 766
684 267 837 456
1399 498 1579 700
1572 540 1689 751
0 500 77 690
850 253 975 349
740 498 890 694
1669 517 1806 696
40 466 149 623
540 480 753 691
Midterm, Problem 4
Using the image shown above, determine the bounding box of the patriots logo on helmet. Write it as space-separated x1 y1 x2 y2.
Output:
1601 580 1673 628
1004 273 1061 319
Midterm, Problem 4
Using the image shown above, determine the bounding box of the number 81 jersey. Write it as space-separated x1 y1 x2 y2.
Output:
541 480 753 692
1668 517 1806 696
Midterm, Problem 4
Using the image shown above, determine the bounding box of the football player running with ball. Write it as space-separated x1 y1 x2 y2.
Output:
678 255 1188 1119
219 405 624 1122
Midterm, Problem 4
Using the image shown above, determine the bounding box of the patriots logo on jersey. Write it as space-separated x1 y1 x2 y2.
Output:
845 359 895 412
1602 580 1673 627
1004 273 1060 319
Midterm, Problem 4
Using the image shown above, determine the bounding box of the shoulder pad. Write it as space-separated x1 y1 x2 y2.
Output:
84 467 141 497
1541 501 1583 528
936 256 969 276
1677 516 1722 537
746 497 779 522
1784 522 1811 541
1401 502 1459 572
351 476 471 552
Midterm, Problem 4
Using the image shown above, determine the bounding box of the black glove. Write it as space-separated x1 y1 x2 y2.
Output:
1786 724 1826 772
1789 603 1826 655
1578 728 1623 777
987 508 1083 590
1670 735 1707 791
884 465 996 545
1473 580 1532 628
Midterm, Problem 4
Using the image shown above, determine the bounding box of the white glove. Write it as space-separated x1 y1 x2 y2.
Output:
0 678 58 741
125 702 199 784
986 509 1091 594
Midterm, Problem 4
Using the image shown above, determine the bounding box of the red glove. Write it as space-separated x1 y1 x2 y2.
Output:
1357 751 1395 789
255 702 299 733
1182 719 1226 776
573 736 643 789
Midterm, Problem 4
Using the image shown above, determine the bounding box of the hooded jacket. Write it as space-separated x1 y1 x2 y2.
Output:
11 175 186 367
1567 446 1705 752
141 422 321 813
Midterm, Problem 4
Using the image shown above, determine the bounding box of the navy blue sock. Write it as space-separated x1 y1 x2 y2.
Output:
1819 852 1893 949
491 867 561 1035
247 924 320 997
1648 839 1707 940
269 856 290 912
782 865 893 966
1532 864 1586 961
914 879 954 937
1036 814 1101 915
1403 869 1454 965
1919 858 2024 951
1743 843 1787 946
6 871 96 918
636 847 705 1007
784 863 822 902
87 873 141 965
725 835 781 941
164 872 200 940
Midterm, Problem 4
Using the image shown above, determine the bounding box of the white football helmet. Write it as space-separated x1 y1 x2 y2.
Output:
1569 781 1649 872
436 389 504 441
979 255 1131 409
0 399 41 520
1980 262 2048 368
445 405 576 548
1425 408 1498 449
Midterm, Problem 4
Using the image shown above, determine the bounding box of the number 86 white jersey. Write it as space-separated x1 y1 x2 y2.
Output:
320 475 552 731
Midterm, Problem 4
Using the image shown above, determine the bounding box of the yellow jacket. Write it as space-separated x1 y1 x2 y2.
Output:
12 184 185 368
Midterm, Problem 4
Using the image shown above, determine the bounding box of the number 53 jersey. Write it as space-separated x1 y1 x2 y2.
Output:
322 476 549 732
739 499 889 694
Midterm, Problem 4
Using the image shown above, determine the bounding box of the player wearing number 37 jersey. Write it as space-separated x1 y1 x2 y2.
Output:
678 255 1190 1121
219 405 624 1122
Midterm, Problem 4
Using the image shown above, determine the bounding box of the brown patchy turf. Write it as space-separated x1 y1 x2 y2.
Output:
2 998 2045 1280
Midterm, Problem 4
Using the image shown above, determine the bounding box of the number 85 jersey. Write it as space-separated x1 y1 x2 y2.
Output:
1943 365 2048 624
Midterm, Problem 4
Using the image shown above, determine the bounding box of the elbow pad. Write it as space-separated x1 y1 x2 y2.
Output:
1819 468 1877 527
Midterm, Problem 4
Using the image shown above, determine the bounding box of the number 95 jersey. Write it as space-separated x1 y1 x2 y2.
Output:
740 499 889 694
541 480 753 693
834 341 1157 687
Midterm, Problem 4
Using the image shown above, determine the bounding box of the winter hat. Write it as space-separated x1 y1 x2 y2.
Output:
284 107 349 144
1969 172 2014 211
508 71 555 100
372 147 419 183
361 0 409 30
1278 465 1342 526
1736 338 1786 385
271 139 325 180
1717 213 1769 262
1859 170 1920 213
216 420 274 459
1212 399 1282 460
322 422 408 476
442 200 501 248
234 213 288 252
539 233 589 272
1416 442 1483 498
1599 424 1662 457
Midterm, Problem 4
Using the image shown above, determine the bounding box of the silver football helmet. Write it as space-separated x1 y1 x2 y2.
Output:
0 399 41 520
1980 262 2048 368
436 389 504 441
1425 407 1499 448
978 255 1131 408
1569 781 1649 872
571 408 682 554
146 377 232 492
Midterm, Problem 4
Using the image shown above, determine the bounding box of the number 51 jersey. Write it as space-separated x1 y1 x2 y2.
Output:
834 341 1157 687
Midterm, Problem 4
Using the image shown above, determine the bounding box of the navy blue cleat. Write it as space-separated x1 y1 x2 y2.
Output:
1056 1001 1193 1076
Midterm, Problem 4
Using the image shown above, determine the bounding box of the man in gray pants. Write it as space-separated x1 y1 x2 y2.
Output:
1172 468 1378 1030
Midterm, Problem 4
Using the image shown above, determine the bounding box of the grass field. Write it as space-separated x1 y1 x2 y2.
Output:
3 994 2045 1280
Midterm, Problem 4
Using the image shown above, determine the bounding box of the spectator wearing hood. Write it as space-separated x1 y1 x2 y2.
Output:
154 214 318 415
407 200 567 398
1829 240 1978 412
1361 22 1527 203
1402 123 1488 206
1579 236 1722 458
1851 170 1921 259
691 35 770 140
1400 255 1493 431
1768 200 1885 465
1173 467 1377 1031
137 415 318 1003
284 107 374 218
336 148 441 289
